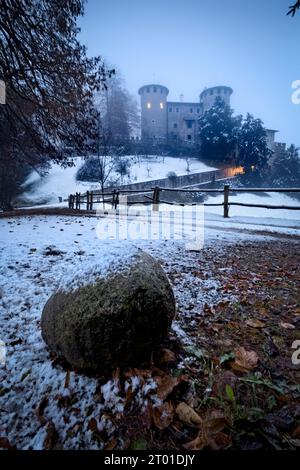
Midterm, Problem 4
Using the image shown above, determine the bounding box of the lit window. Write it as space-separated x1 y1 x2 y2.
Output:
147 102 151 109
160 102 164 109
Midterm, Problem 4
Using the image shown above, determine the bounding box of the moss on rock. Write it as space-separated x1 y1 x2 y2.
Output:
41 251 175 373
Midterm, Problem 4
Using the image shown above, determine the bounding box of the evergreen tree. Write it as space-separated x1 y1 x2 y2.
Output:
270 145 300 187
237 113 272 173
198 96 241 163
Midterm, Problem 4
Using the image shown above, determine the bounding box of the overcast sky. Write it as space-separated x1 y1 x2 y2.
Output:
79 0 300 147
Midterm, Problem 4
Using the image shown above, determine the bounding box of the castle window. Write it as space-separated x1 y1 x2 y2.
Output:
173 123 178 129
152 119 155 124
190 108 193 113
160 102 164 109
146 87 150 93
187 134 192 140
186 120 193 129
217 88 221 94
176 107 179 112
169 107 172 112
210 89 213 95
154 87 157 92
160 88 163 93
197 108 200 113
147 102 151 109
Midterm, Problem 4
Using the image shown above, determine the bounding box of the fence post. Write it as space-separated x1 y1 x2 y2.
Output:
152 186 160 212
223 184 230 218
115 190 119 210
90 192 93 211
86 191 89 211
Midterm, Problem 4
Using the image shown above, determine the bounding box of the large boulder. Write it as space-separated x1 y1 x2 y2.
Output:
41 249 175 373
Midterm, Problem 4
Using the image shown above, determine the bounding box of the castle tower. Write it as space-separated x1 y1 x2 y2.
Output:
138 84 169 141
200 86 233 112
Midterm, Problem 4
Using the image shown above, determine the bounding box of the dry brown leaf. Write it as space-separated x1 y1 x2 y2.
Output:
230 346 258 372
208 432 232 450
183 433 207 451
64 370 70 388
36 395 49 424
152 401 174 430
104 438 117 450
245 319 266 329
43 420 58 450
0 437 15 450
280 322 295 330
155 374 185 400
159 348 176 364
204 410 228 434
176 402 202 426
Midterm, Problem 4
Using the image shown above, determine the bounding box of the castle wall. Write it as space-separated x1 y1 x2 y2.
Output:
167 101 202 143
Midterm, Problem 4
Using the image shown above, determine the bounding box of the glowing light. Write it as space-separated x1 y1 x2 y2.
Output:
160 102 164 109
147 102 151 109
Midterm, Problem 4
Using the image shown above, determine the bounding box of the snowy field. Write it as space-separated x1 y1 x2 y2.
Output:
20 156 215 206
0 212 299 449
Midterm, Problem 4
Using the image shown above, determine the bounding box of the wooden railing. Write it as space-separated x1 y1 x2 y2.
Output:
68 185 300 218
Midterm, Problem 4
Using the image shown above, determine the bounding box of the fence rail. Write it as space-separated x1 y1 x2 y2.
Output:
68 184 300 218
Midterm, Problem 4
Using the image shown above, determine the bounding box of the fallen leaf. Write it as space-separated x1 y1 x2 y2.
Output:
36 396 49 424
0 437 14 450
176 402 202 426
280 322 295 330
230 346 258 372
152 402 174 430
158 348 176 364
204 410 228 434
183 433 207 450
245 319 266 329
209 432 232 450
43 421 58 450
155 373 186 400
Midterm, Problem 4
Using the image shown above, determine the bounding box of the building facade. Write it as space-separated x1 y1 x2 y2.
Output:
138 84 233 144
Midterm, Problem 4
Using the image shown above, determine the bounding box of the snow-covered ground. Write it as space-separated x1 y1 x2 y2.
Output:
20 156 215 206
206 191 300 220
0 211 299 449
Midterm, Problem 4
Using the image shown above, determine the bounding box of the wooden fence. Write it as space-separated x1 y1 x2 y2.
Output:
68 185 300 218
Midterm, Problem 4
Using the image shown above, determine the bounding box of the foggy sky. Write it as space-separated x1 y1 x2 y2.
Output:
79 0 300 147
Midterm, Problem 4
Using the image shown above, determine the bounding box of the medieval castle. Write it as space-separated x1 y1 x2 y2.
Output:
138 83 285 156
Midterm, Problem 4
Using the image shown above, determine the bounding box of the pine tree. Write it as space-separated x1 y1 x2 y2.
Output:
270 145 300 187
237 113 272 172
198 96 241 163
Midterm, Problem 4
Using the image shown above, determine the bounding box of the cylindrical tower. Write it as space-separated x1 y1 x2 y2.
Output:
199 86 233 112
138 84 169 141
